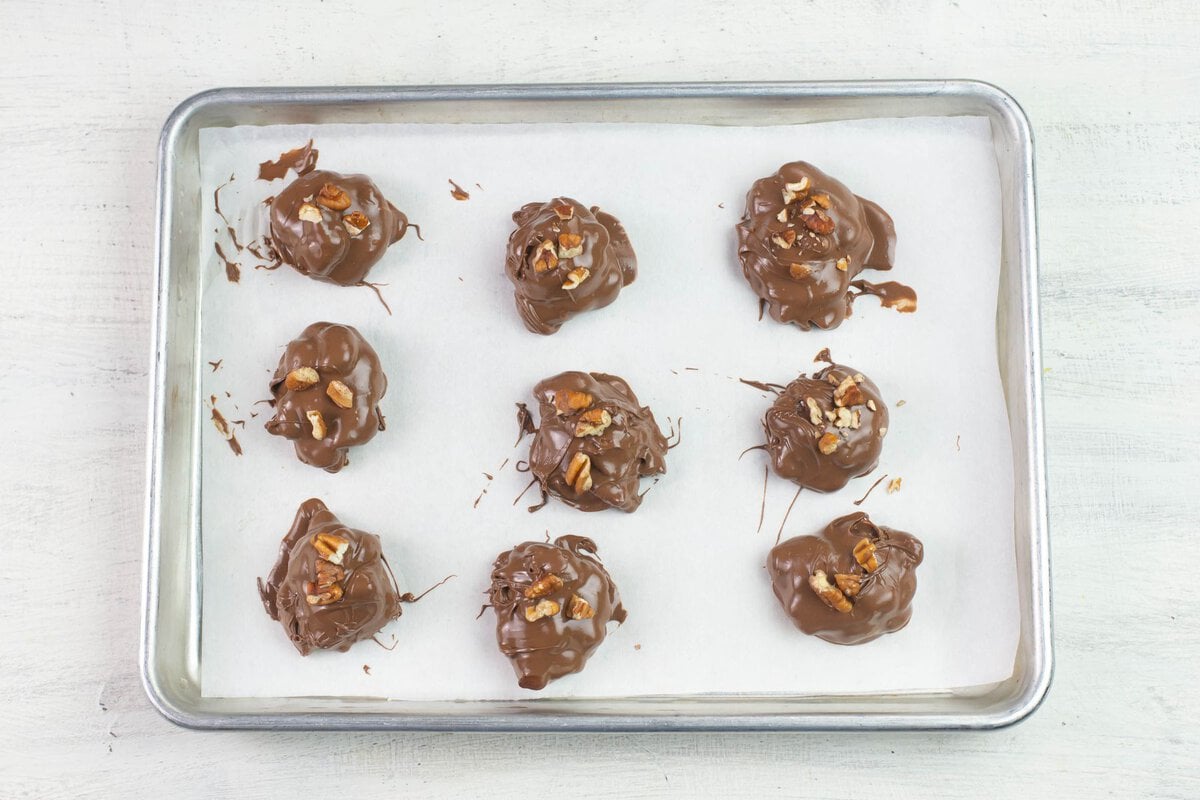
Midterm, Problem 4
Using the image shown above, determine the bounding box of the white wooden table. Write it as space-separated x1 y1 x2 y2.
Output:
2 2 1197 797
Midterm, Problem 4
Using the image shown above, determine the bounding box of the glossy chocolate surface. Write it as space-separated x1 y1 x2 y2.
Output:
736 161 896 329
487 535 626 690
265 322 386 473
768 512 923 645
504 197 637 334
763 362 888 493
258 498 402 656
270 169 411 286
528 371 668 512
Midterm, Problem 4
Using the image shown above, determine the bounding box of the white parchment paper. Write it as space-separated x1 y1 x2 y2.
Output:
197 117 1018 700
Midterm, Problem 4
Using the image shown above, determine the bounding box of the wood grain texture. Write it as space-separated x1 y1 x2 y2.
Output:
0 0 1197 797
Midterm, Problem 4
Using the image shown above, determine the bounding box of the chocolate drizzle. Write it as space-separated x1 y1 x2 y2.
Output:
851 279 919 313
763 362 888 493
487 535 626 690
257 498 403 656
527 371 668 513
504 198 637 335
736 161 899 330
265 322 387 472
768 512 923 645
258 140 319 182
270 170 411 286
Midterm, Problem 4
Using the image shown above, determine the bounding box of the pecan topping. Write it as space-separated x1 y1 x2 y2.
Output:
311 532 350 565
305 583 344 606
558 232 584 259
804 209 835 235
326 380 353 409
853 538 879 572
789 263 813 280
887 477 902 494
817 432 839 455
811 193 832 209
867 399 878 412
804 397 824 426
342 212 370 236
562 266 590 290
553 203 575 221
833 375 866 408
314 560 346 589
315 183 352 211
836 257 849 272
532 239 559 273
553 390 593 415
524 573 564 600
809 570 852 613
524 598 561 622
568 594 596 620
285 367 320 391
833 573 862 598
564 451 592 494
297 203 323 223
771 229 797 250
781 177 810 204
574 408 612 437
306 409 327 440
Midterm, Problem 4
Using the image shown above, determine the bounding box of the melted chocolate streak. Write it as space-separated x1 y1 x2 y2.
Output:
258 140 319 182
449 179 470 201
853 473 889 506
214 242 240 283
210 407 243 456
851 279 918 312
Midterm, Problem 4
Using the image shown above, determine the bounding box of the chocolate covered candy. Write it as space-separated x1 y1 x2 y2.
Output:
528 371 668 512
736 161 896 329
265 322 386 472
270 170 412 285
768 512 923 645
763 361 888 493
504 198 637 334
258 498 403 655
487 535 626 690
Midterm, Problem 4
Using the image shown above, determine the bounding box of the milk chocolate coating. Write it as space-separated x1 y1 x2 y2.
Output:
736 161 896 329
529 371 668 513
488 535 627 690
265 322 386 472
763 362 888 492
504 198 637 335
270 169 411 286
258 498 402 655
768 512 923 645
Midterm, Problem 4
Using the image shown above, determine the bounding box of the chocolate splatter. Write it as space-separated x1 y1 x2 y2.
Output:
814 347 832 364
852 473 889 507
449 179 470 201
739 378 785 394
210 406 243 456
258 140 318 181
208 360 223 372
248 238 283 271
362 665 371 675
852 279 918 313
214 242 240 283
515 402 536 446
357 280 393 315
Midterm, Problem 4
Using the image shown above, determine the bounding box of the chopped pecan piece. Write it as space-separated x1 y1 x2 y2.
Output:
553 390 593 415
833 573 862 598
315 183 352 211
342 212 370 236
305 583 344 606
311 532 350 565
817 432 839 455
561 266 590 290
524 598 561 622
558 232 584 259
568 594 596 620
564 451 592 494
524 573 564 599
306 409 327 440
853 538 879 572
574 408 612 437
285 367 320 392
326 380 353 409
809 570 852 613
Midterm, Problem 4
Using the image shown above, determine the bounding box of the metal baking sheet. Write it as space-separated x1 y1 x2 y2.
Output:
142 81 1052 731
